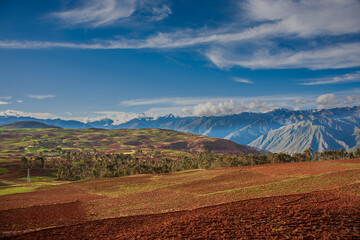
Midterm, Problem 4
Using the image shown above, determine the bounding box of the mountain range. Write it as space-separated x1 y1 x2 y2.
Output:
1 106 359 153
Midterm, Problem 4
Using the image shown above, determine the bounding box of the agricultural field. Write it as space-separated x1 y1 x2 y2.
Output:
0 158 359 239
0 128 260 191
0 128 359 238
0 128 258 157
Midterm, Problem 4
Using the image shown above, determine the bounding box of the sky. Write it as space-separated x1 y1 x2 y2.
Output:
1 0 360 123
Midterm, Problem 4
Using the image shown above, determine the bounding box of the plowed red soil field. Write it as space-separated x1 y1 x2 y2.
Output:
5 185 360 239
1 159 359 239
0 187 103 211
0 201 87 233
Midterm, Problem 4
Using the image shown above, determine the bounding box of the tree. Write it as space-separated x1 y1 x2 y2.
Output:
35 156 45 168
303 148 313 161
21 156 28 167
354 148 360 158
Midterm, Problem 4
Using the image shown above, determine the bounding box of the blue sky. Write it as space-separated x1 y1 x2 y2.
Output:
1 0 360 123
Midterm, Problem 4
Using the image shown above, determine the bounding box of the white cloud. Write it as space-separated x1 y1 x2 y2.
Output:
246 99 268 110
0 110 58 119
51 0 136 28
0 109 143 125
121 97 235 107
0 40 108 49
143 106 183 117
149 5 172 21
0 0 359 72
0 0 360 72
3 39 359 70
244 0 360 37
1 92 356 123
122 95 304 110
121 97 179 106
316 94 338 105
183 100 244 117
233 77 254 84
0 25 283 49
92 111 141 125
0 96 12 100
17 100 23 103
294 99 307 105
1 1 358 47
28 94 55 100
206 43 360 70
346 95 360 104
182 99 282 117
301 71 360 85
50 0 171 28
61 111 162 124
0 101 10 105
316 94 338 110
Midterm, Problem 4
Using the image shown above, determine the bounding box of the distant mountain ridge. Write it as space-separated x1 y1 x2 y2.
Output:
0 121 60 129
0 106 359 153
0 116 92 129
116 106 360 153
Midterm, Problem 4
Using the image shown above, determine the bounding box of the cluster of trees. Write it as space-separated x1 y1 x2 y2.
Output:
23 148 360 181
21 156 46 169
315 148 360 160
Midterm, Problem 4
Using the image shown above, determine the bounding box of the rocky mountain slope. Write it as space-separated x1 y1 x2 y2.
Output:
248 121 350 153
117 107 360 153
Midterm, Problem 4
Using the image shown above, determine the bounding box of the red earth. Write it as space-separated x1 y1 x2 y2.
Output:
2 185 359 239
1 159 359 239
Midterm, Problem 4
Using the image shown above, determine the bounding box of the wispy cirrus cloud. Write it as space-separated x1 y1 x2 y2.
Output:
206 43 360 70
301 71 360 85
50 0 171 28
0 101 10 105
1 0 360 71
0 96 12 100
121 97 180 106
233 77 254 84
51 0 136 28
29 94 55 100
243 0 360 37
3 40 360 71
121 97 253 107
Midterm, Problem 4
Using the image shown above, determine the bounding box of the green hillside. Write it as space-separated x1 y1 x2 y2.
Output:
0 128 260 156
0 121 60 129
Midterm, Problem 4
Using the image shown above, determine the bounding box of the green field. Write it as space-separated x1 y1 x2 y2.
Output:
0 128 259 190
